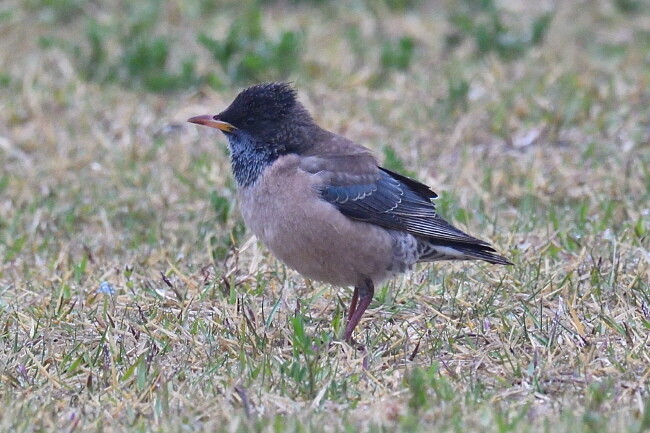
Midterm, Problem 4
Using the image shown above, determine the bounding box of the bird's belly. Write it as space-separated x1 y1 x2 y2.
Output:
237 156 400 287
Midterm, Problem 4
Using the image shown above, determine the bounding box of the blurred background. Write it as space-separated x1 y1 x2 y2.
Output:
2 0 647 268
1 0 649 431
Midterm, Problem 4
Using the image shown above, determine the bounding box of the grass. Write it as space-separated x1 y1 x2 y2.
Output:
1 0 649 431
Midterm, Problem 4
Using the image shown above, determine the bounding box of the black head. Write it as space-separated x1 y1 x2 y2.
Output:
188 82 314 146
220 82 308 133
188 83 317 187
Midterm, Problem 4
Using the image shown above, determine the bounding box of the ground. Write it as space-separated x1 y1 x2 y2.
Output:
0 0 649 432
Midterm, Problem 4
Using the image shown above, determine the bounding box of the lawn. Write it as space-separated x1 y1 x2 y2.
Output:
0 0 649 432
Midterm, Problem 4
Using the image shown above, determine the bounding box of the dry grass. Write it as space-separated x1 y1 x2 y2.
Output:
1 0 649 432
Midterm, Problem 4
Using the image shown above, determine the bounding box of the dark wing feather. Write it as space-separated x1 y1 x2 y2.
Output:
326 169 488 245
302 153 489 246
379 167 437 200
299 131 491 246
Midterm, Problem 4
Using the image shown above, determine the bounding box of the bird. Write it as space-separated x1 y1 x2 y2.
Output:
188 82 511 342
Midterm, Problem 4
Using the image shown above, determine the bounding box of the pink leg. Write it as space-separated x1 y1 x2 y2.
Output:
343 279 374 342
348 287 359 319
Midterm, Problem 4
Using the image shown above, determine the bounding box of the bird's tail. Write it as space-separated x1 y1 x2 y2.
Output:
417 238 512 265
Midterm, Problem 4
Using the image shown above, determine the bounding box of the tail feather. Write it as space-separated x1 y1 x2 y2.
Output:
417 239 512 265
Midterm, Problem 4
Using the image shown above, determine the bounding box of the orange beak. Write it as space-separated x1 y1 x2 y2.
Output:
187 115 237 133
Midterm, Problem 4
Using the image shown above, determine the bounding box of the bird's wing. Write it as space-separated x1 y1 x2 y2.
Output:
300 152 490 246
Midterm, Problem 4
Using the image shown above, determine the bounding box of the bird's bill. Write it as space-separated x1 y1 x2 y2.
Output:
187 115 237 132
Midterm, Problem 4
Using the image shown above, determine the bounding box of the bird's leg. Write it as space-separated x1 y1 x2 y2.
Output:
348 287 359 318
343 278 374 342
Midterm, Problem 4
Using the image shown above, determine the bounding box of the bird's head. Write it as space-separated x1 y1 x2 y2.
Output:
188 82 314 156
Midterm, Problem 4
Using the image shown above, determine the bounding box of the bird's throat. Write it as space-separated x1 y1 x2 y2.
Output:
227 136 279 188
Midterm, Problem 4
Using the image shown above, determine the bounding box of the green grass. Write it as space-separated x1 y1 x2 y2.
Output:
1 0 649 432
